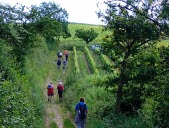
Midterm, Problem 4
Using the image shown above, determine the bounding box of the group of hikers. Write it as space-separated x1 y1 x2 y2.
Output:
47 81 88 128
57 50 69 69
47 49 88 128
47 81 64 102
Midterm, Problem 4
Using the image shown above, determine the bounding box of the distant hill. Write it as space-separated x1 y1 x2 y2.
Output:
63 22 109 43
68 22 104 26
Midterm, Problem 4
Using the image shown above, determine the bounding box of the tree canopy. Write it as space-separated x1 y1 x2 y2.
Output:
0 2 70 68
75 28 98 44
98 0 169 114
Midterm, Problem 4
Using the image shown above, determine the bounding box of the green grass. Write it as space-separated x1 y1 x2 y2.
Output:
68 23 103 37
63 119 75 128
157 39 169 47
77 50 90 77
89 50 109 75
49 122 58 128
61 23 111 42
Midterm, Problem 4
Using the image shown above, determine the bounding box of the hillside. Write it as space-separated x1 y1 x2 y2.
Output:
1 1 169 128
61 22 111 43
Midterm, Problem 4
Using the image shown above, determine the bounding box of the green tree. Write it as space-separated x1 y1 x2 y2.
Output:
152 46 169 128
0 3 36 68
75 28 98 44
0 2 70 67
34 17 62 42
31 2 71 38
98 0 169 114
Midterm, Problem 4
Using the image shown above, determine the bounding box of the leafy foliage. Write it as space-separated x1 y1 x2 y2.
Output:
0 2 69 127
34 17 62 41
98 0 169 114
84 46 99 74
31 2 71 38
0 2 70 68
73 47 80 73
75 28 98 44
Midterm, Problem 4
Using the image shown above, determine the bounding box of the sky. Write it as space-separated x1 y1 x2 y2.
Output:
0 0 106 25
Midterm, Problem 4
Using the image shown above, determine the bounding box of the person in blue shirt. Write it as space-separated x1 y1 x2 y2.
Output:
75 97 88 128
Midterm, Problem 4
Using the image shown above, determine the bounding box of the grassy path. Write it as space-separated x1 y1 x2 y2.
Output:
90 50 108 74
77 50 91 76
43 63 64 128
43 50 75 128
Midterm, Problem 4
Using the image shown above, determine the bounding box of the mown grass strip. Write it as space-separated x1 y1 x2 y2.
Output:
78 51 91 76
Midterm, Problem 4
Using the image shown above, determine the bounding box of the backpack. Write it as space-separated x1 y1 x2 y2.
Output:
78 103 86 119
63 60 66 65
57 84 64 91
48 84 52 89
47 84 53 93
57 59 61 65
59 52 62 56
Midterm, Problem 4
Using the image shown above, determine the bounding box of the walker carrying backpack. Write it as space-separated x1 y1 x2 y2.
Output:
78 103 86 119
48 84 52 89
57 59 61 65
58 84 64 91
47 84 53 93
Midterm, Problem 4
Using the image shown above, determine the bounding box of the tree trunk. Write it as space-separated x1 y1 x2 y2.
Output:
115 58 127 114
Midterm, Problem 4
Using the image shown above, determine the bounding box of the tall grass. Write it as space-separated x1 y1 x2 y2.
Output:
63 119 75 128
77 50 90 76
49 122 58 128
24 35 58 127
60 39 148 128
63 74 116 127
0 35 59 128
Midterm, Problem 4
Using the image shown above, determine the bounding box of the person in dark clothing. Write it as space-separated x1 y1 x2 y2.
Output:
57 58 62 69
47 81 54 102
57 81 64 101
75 97 88 128
58 51 63 59
63 59 67 70
64 50 69 61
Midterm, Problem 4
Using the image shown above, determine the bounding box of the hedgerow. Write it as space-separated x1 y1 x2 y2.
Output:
84 46 99 74
73 47 80 74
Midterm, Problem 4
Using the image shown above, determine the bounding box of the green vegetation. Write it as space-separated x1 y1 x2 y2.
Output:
99 0 169 115
0 2 68 127
49 122 58 128
75 28 98 44
63 119 75 128
63 23 106 43
1 0 169 128
68 23 102 38
73 47 80 74
84 46 99 74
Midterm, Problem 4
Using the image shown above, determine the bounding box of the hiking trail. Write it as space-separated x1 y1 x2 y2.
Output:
44 76 63 128
43 50 75 128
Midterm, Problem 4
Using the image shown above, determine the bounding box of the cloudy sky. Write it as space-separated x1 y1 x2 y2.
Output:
0 0 106 25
